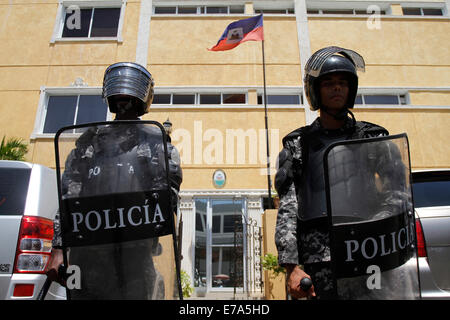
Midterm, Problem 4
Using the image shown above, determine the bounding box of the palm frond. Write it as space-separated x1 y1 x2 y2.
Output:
0 135 29 161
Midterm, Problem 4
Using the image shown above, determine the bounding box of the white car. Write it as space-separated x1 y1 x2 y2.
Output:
0 160 65 300
412 169 450 299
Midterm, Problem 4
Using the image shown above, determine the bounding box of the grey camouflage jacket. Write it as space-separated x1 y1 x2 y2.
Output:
274 117 389 266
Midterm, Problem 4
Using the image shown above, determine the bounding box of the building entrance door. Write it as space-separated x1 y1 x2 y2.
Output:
194 198 245 292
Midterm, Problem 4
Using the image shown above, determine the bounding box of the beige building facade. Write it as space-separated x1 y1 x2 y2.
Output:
0 0 449 298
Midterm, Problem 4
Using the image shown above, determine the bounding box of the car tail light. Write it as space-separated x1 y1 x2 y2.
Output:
415 218 427 258
14 216 54 274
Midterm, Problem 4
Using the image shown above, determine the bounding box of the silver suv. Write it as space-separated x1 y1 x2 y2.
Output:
412 169 450 299
0 160 64 300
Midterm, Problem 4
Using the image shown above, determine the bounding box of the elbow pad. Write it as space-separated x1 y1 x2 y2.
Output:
275 149 294 196
168 144 183 191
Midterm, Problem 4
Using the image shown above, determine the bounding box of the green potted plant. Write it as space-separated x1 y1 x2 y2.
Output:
180 270 194 298
271 189 280 209
261 253 285 277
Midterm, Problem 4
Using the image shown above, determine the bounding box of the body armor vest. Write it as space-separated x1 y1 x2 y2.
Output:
299 132 344 221
70 125 167 197
296 124 383 222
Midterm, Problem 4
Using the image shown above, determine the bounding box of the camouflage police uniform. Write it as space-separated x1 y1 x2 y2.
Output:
275 117 388 299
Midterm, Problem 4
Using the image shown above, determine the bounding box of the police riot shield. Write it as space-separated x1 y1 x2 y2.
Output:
54 121 182 300
323 133 420 299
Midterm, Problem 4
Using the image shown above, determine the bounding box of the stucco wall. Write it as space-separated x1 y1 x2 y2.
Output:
0 1 448 175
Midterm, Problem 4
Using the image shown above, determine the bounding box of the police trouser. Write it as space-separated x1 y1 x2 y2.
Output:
69 241 157 300
304 262 337 300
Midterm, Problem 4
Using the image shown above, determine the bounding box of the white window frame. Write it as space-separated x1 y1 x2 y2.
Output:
254 8 295 15
198 92 248 105
307 8 387 16
355 88 410 108
401 6 445 17
50 0 127 43
306 1 391 16
151 87 249 107
152 3 246 15
256 87 304 108
200 5 245 15
151 87 304 109
31 86 112 139
253 0 295 14
304 1 447 18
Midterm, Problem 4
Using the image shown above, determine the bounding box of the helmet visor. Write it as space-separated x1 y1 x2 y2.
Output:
305 46 365 77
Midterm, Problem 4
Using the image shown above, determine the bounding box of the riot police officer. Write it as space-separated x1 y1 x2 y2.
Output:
48 62 182 299
274 47 389 299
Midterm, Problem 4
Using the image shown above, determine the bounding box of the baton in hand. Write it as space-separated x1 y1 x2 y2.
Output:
37 265 66 300
300 277 313 292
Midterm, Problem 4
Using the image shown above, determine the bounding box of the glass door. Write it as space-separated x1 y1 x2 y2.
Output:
194 197 245 292
211 198 244 290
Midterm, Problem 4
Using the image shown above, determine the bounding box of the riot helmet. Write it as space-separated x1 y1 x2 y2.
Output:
304 46 365 112
102 62 155 116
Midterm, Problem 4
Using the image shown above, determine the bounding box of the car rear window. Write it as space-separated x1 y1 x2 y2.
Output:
412 172 450 208
0 168 31 215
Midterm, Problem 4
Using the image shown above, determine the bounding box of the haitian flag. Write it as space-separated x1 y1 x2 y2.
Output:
208 14 264 51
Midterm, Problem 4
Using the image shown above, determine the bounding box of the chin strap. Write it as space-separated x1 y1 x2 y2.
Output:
321 107 357 128
116 100 134 115
322 106 352 120
347 109 356 127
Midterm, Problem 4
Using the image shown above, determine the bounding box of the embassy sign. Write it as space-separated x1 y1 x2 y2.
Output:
61 190 172 247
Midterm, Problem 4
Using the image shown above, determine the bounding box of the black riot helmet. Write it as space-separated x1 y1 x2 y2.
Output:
304 46 365 112
102 62 155 116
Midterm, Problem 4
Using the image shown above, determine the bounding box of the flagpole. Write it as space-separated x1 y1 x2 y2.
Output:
208 13 273 207
261 37 273 209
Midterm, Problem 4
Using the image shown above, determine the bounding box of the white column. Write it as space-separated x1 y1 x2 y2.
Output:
179 196 195 286
135 0 153 66
295 0 318 125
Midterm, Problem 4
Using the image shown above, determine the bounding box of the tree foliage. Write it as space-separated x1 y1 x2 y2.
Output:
0 136 28 161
